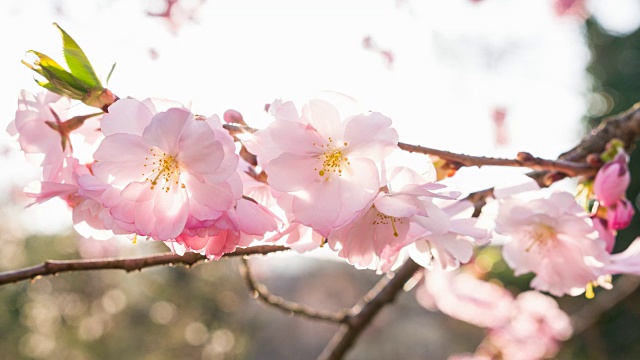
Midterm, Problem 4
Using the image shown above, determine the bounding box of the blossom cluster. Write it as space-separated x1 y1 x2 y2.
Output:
8 91 491 269
8 89 640 299
417 268 572 360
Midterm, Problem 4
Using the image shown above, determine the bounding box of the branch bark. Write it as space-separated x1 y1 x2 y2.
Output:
317 259 423 360
0 245 288 286
240 257 347 323
397 143 598 177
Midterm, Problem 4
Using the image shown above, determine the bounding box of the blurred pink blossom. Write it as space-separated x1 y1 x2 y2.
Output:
416 268 514 329
487 291 572 360
8 90 71 181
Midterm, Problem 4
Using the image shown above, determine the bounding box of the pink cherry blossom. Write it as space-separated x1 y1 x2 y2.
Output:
92 98 241 240
245 99 398 236
408 200 490 270
23 158 123 240
327 166 458 268
167 198 279 259
8 90 72 181
593 152 630 207
487 291 572 360
416 268 514 329
493 180 608 296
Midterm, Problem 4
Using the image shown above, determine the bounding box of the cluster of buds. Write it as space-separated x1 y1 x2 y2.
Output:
590 139 634 252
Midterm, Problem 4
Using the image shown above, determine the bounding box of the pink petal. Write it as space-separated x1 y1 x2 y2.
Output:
92 134 149 186
177 121 226 180
343 112 398 161
142 108 192 155
338 158 380 212
100 98 154 136
302 100 343 139
289 180 342 236
184 173 237 213
375 194 426 218
153 186 189 240
265 153 319 192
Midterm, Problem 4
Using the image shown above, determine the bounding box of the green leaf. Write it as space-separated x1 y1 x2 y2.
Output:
106 62 117 85
28 51 88 95
53 22 102 90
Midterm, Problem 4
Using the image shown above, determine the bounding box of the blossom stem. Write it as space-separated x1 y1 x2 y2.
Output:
239 257 347 323
318 259 423 360
0 245 289 286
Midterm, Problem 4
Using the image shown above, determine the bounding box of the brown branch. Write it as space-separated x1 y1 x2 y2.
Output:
560 103 640 162
0 245 288 286
398 143 598 177
223 123 599 177
239 257 347 323
318 259 423 360
570 275 640 335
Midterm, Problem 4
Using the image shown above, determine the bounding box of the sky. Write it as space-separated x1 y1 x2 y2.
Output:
0 0 637 236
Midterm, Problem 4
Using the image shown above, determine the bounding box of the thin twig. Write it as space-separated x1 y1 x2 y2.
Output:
0 245 288 286
239 257 347 323
223 123 597 176
317 259 423 360
570 275 640 335
398 143 598 177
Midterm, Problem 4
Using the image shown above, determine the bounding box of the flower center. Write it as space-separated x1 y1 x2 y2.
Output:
314 138 350 179
142 148 185 192
371 207 403 237
525 224 556 251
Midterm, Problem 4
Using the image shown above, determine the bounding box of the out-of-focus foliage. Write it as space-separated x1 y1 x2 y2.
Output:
555 18 640 359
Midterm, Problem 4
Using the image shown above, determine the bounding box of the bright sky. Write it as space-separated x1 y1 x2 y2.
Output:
0 0 637 235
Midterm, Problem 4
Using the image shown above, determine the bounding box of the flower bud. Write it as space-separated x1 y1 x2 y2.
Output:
607 198 635 230
593 153 630 206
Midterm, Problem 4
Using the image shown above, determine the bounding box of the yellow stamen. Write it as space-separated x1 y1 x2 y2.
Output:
585 282 595 299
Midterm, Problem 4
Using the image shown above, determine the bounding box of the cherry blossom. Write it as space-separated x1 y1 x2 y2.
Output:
8 90 72 181
416 268 514 329
492 179 609 296
487 291 572 360
245 99 398 236
327 166 460 268
92 98 241 240
408 200 490 270
167 198 279 259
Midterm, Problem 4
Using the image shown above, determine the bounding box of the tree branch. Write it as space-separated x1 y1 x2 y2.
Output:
318 259 423 360
224 123 599 176
0 245 288 286
239 257 347 323
560 103 640 162
397 143 598 177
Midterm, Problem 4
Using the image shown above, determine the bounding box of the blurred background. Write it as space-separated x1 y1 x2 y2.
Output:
2 0 640 358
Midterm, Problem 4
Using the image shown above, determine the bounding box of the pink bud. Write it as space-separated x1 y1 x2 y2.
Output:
593 153 630 206
223 109 245 125
607 199 635 230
